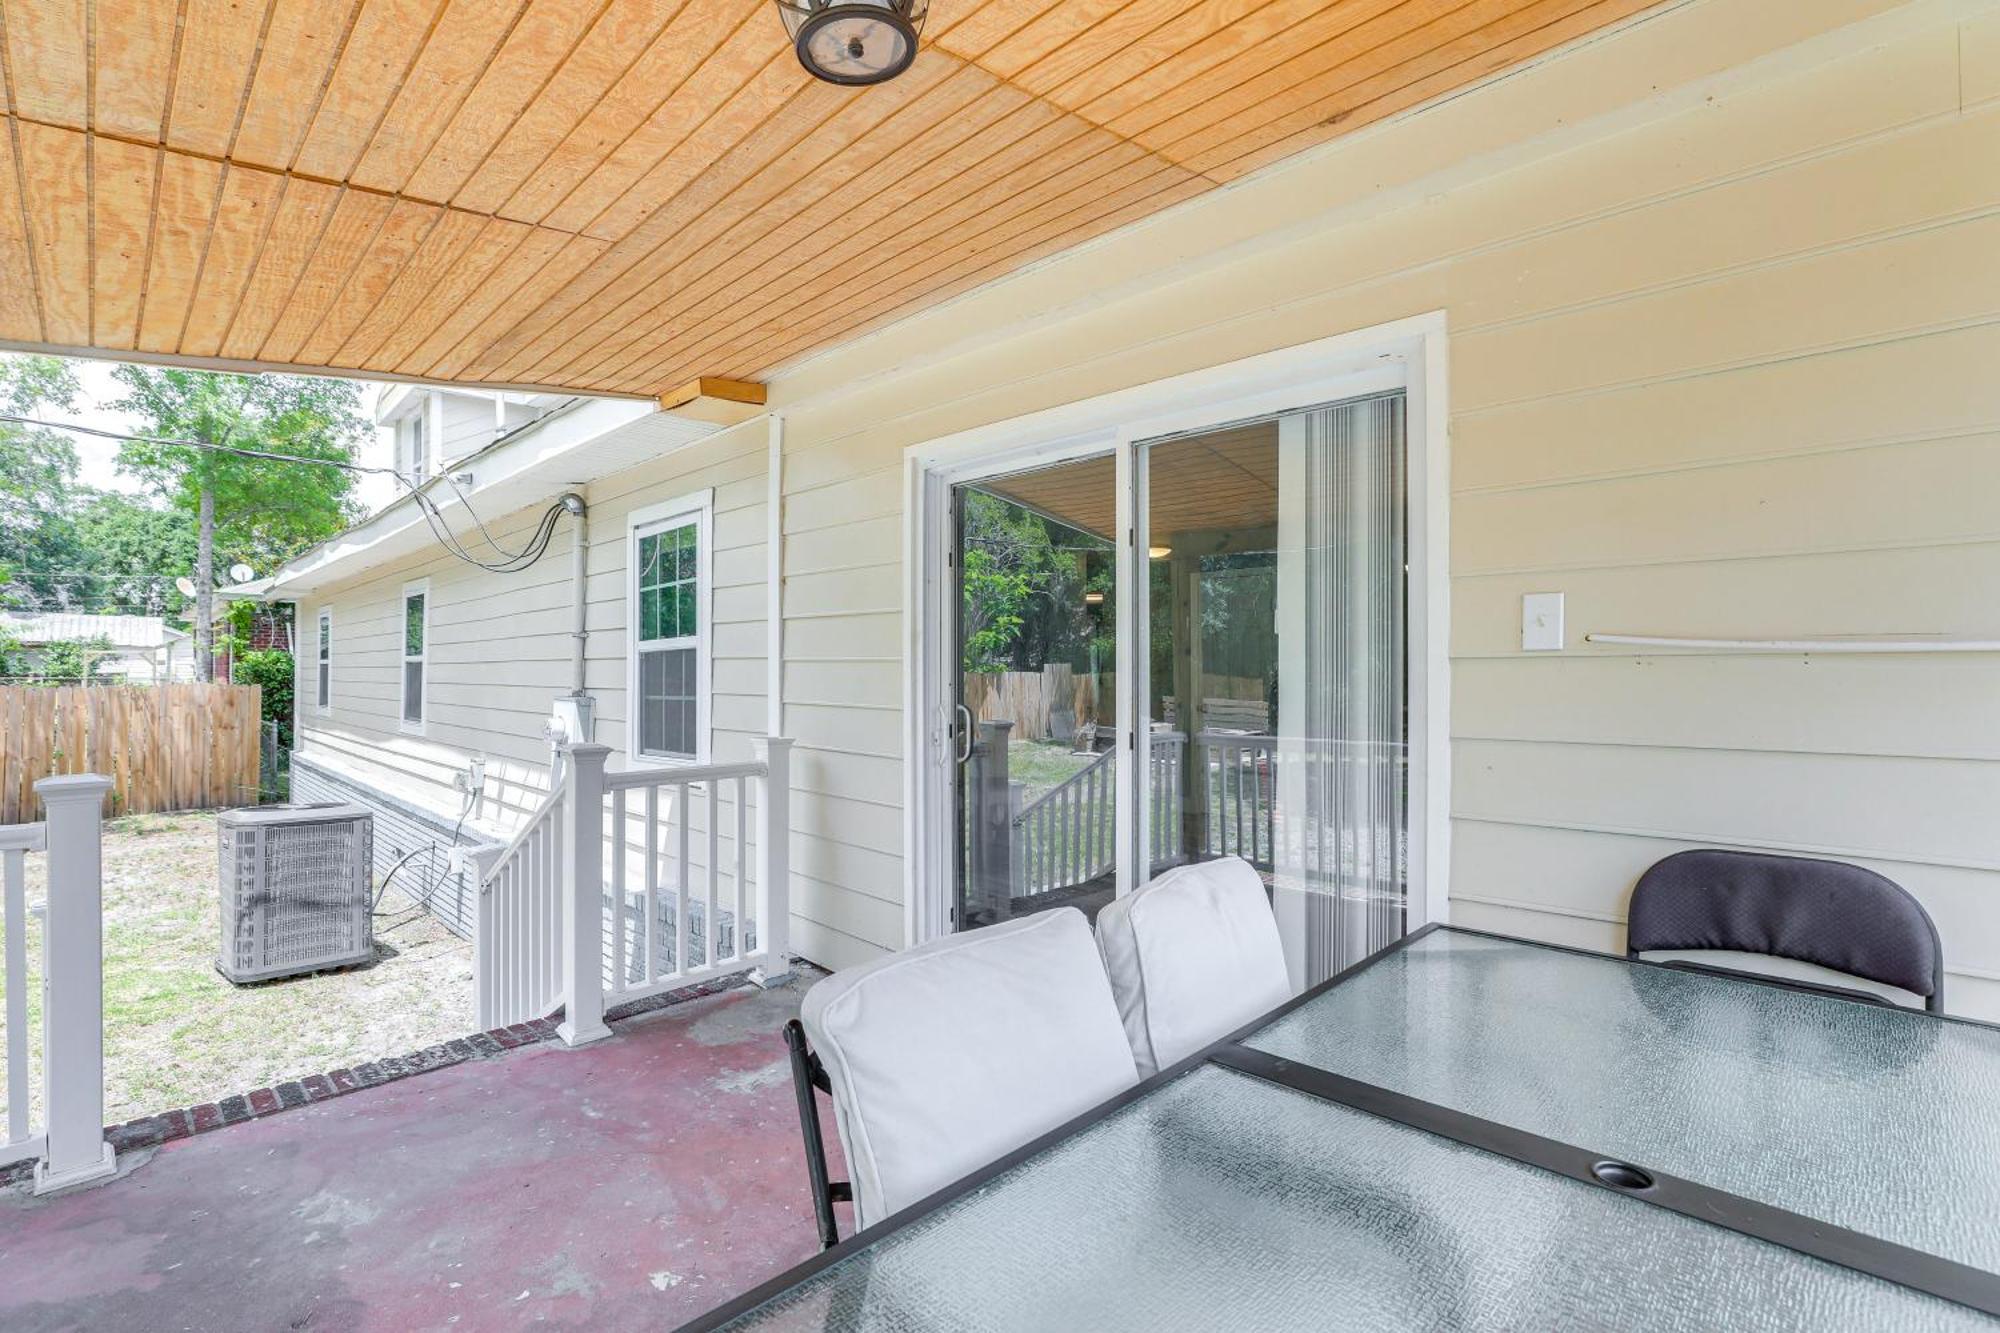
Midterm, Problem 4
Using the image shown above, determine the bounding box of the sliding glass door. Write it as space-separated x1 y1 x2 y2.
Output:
1136 392 1409 987
951 454 1120 931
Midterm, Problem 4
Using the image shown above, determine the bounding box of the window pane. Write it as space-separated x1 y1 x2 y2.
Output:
676 583 695 639
318 617 329 656
638 646 696 757
318 663 329 707
405 594 425 655
676 524 696 580
639 533 659 587
403 662 424 722
640 587 660 642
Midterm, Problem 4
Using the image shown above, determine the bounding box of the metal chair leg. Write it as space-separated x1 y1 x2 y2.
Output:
784 1018 848 1250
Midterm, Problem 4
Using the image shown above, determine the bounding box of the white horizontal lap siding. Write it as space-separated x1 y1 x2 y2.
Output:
761 0 2000 1011
295 420 770 878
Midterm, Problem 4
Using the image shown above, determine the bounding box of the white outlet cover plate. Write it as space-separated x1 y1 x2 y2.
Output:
1522 592 1564 651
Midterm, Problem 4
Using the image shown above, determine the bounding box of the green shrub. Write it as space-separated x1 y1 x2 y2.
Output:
232 648 294 749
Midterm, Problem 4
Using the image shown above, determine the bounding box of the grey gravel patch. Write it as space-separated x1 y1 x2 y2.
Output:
712 1058 789 1095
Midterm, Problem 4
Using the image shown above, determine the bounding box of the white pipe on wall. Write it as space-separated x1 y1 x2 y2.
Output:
766 414 784 738
1584 634 2000 653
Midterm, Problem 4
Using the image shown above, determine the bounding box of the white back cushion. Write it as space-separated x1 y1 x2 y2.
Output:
1095 857 1293 1076
800 907 1139 1227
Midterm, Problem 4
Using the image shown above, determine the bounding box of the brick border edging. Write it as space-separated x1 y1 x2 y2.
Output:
2 971 760 1188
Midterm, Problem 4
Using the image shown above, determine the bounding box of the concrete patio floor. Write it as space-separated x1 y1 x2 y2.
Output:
0 978 844 1331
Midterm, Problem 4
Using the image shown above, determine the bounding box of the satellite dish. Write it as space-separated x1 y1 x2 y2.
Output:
174 576 198 598
229 563 256 584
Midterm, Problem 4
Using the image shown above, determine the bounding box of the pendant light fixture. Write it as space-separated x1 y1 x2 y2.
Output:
776 0 928 86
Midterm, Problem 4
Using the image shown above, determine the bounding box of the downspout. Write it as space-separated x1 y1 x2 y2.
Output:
766 414 784 738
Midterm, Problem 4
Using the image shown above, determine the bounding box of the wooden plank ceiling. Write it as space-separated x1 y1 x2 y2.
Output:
0 0 1655 397
983 420 1278 542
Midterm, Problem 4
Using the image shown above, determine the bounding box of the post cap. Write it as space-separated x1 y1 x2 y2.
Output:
34 773 113 804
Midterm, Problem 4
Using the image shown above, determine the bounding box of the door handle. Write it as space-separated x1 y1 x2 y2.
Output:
955 704 974 763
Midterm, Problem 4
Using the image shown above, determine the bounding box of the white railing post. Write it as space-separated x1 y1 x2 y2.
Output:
35 774 115 1194
753 737 792 987
557 743 611 1047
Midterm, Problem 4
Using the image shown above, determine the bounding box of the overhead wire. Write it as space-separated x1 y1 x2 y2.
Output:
0 411 573 578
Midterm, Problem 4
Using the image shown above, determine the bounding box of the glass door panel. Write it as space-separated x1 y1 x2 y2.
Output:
1137 392 1409 987
951 455 1120 930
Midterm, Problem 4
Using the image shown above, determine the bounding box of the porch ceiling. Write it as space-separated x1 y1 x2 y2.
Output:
0 0 1652 397
983 419 1279 541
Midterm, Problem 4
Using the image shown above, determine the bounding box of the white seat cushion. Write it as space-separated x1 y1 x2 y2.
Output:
1095 857 1293 1076
800 907 1139 1227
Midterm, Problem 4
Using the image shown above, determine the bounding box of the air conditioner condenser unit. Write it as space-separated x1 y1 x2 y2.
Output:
218 804 375 984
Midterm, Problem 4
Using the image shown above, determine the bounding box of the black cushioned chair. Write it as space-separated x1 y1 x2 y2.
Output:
783 1018 851 1250
1627 849 1944 1012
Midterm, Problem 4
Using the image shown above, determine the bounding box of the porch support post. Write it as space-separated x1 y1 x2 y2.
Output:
973 720 1013 924
557 744 612 1047
35 774 116 1194
752 737 792 987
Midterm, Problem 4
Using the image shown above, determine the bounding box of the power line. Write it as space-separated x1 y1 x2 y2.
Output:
0 411 573 576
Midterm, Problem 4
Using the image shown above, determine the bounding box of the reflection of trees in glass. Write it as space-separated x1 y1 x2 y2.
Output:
1200 551 1277 699
959 489 1112 674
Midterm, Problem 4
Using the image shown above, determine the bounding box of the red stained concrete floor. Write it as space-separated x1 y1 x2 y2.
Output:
0 978 847 1332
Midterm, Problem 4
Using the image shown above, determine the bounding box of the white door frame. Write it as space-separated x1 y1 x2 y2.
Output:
902 311 1451 947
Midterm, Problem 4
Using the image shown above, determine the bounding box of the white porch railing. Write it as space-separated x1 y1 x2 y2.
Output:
1003 735 1192 898
1 774 115 1193
476 740 792 1043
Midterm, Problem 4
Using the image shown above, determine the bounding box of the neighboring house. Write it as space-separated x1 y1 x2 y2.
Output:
253 4 2000 1020
0 613 194 683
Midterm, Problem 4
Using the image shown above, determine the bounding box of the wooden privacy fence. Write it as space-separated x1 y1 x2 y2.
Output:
0 684 261 821
964 665 1113 741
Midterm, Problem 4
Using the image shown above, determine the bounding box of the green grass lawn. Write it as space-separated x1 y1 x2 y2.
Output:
1008 739 1101 801
4 811 474 1126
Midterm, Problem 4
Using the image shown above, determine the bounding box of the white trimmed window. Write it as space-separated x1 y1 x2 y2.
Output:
397 410 429 487
401 581 428 731
628 491 712 764
315 609 331 712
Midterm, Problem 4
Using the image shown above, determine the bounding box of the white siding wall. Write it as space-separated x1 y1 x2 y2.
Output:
436 391 498 465
760 0 2000 1011
296 420 769 843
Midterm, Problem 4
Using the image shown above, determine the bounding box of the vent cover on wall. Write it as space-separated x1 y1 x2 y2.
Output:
218 804 375 984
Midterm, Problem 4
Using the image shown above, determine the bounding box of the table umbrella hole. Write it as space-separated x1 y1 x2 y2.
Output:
1590 1160 1656 1191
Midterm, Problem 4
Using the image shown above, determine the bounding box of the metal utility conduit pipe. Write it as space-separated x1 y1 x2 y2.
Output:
563 492 589 697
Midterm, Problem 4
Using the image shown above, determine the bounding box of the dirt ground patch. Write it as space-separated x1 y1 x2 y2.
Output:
11 810 475 1124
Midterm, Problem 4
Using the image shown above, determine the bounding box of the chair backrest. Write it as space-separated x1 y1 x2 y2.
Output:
1627 849 1944 1011
1095 857 1294 1076
799 907 1139 1227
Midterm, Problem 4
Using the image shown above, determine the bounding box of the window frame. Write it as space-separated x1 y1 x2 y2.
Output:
315 607 332 714
626 489 714 768
400 579 429 734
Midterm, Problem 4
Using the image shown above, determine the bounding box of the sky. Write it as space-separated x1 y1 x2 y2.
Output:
47 353 395 513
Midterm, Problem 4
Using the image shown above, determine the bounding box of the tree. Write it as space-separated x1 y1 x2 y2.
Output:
69 491 199 617
112 367 364 680
0 354 84 611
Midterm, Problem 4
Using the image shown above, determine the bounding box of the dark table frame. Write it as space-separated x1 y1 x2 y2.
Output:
682 924 2000 1329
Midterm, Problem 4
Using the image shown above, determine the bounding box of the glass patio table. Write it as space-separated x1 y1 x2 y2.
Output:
684 926 2000 1331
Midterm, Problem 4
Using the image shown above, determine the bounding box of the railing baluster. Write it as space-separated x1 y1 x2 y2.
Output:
676 782 691 980
5 844 28 1148
644 786 659 985
610 788 627 994
734 776 748 962
705 780 719 972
